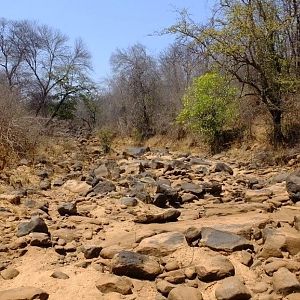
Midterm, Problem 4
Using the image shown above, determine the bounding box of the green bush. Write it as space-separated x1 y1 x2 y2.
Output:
177 72 238 152
98 128 114 154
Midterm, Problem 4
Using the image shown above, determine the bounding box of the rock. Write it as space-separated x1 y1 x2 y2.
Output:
111 250 162 280
156 279 176 296
213 162 233 175
94 164 109 178
245 189 273 203
181 183 204 197
17 217 49 237
272 267 300 295
93 180 116 194
0 287 49 300
57 202 77 216
215 277 251 300
287 294 300 300
286 170 300 202
30 232 51 247
258 234 285 259
1 267 19 280
195 254 235 282
181 193 198 203
135 209 181 224
200 227 253 252
167 286 203 300
51 271 69 279
120 197 138 207
158 270 185 284
136 232 187 256
63 180 91 195
124 147 150 157
203 181 223 196
83 245 102 259
40 179 51 190
0 193 21 205
100 245 123 259
96 274 133 295
165 261 180 272
185 227 202 244
156 184 181 206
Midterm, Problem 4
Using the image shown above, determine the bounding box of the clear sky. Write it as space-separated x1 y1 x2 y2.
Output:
2 0 215 82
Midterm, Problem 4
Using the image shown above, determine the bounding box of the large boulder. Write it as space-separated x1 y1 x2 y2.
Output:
111 251 162 280
286 170 300 202
136 232 187 256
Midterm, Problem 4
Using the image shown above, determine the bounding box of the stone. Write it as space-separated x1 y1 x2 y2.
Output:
195 255 235 282
200 227 253 252
83 245 102 259
272 267 300 295
165 261 179 272
136 232 187 256
156 279 176 296
63 180 91 195
156 184 181 206
17 217 49 237
111 250 162 280
95 274 133 295
215 277 251 300
1 267 19 280
51 270 69 279
258 234 285 259
100 245 123 259
286 170 300 202
135 209 181 224
185 227 202 244
245 189 273 203
167 286 203 300
93 180 116 194
213 162 233 175
0 287 49 300
57 202 77 216
181 183 204 197
94 164 109 178
159 270 185 284
124 147 150 157
120 197 138 207
30 232 51 247
40 180 51 190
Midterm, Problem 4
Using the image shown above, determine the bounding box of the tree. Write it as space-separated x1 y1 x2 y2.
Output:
167 0 300 145
110 44 161 139
177 72 237 152
13 20 92 117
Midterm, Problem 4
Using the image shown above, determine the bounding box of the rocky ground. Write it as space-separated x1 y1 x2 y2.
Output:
0 135 300 300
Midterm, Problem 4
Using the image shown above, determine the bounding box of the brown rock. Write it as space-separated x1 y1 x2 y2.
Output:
95 274 133 295
168 286 202 300
0 286 49 300
215 277 251 300
272 267 300 295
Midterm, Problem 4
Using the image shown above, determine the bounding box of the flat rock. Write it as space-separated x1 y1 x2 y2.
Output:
0 287 49 300
167 286 203 300
272 267 300 295
96 274 133 295
17 217 49 237
215 277 251 300
93 180 116 194
111 250 162 280
136 232 187 256
29 232 51 247
200 227 253 252
135 209 181 224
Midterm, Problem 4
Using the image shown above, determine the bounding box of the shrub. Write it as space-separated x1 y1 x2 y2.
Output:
177 72 238 152
98 128 115 154
0 85 41 168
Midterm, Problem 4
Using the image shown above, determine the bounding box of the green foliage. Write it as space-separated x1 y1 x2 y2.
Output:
177 72 238 149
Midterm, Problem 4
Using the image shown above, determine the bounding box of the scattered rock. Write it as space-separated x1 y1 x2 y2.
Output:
272 267 300 295
1 267 19 280
135 209 181 224
51 270 69 279
213 163 233 175
57 202 77 216
215 277 251 300
286 170 300 202
17 217 49 237
111 250 162 280
96 274 133 295
167 286 203 300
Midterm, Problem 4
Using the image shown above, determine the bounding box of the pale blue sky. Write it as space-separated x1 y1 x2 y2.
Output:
2 1 215 81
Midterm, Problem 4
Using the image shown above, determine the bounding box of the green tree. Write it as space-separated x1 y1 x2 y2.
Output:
167 0 300 145
177 72 237 152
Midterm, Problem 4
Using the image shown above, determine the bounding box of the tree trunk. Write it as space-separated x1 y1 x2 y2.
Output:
270 109 285 146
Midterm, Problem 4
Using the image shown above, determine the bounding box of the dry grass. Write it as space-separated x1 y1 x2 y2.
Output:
0 85 41 168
